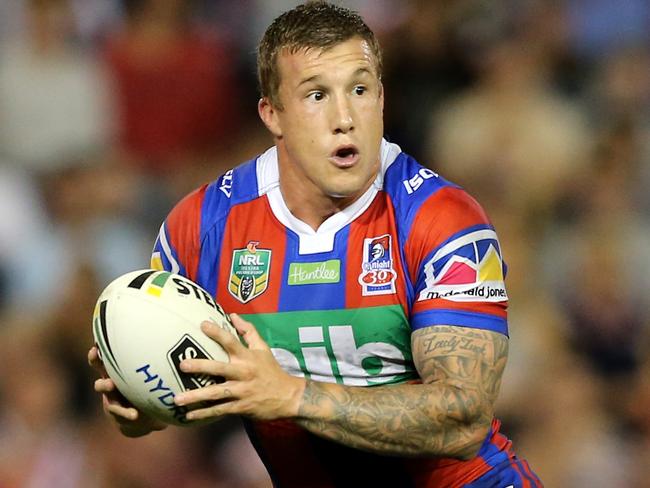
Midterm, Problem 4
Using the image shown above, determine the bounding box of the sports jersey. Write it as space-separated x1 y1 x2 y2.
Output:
152 140 542 487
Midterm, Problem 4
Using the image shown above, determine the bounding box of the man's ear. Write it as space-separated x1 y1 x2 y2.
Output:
258 97 282 138
378 81 385 112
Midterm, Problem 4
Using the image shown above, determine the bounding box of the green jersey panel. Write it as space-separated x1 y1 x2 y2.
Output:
242 305 416 386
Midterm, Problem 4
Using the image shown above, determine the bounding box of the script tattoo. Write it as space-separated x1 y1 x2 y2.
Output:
296 326 508 458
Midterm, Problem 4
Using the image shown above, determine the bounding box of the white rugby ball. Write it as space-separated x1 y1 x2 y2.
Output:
92 269 237 426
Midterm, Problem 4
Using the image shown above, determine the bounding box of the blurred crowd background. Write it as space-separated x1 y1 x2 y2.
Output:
0 0 649 486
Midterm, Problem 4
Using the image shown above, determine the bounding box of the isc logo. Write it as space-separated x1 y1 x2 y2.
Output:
403 167 437 194
271 325 408 386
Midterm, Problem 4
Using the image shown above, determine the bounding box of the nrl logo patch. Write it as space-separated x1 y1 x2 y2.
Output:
358 234 397 296
228 241 272 303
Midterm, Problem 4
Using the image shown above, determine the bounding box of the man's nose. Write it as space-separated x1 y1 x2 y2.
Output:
332 95 354 134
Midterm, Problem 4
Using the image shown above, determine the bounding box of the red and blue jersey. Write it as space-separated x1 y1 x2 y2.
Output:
152 140 541 487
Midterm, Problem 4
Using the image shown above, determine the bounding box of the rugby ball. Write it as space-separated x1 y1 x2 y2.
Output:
91 269 237 426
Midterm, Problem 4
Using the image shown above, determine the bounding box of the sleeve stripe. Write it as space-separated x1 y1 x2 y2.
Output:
158 222 180 274
411 309 508 336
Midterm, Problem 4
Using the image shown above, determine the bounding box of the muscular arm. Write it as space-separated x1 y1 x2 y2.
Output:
174 319 508 460
295 326 508 459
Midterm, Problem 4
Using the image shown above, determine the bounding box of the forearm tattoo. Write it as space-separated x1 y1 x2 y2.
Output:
296 326 509 458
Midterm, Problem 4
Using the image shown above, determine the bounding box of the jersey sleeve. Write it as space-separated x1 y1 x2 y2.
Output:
405 187 508 336
150 184 207 281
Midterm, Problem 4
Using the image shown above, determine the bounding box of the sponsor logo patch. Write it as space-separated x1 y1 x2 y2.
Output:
358 234 397 296
288 260 340 285
228 241 271 303
418 229 507 302
167 334 223 391
256 306 415 386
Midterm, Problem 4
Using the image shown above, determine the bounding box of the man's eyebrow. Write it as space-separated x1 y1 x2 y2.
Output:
297 67 374 88
297 74 321 88
353 67 373 78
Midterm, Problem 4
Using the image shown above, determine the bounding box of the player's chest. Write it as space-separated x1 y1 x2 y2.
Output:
212 200 417 385
214 199 410 314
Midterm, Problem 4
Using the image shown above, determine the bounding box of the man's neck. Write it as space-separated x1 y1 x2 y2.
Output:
278 175 355 232
276 146 372 232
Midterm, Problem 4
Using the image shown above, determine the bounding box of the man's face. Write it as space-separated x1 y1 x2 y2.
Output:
260 37 384 202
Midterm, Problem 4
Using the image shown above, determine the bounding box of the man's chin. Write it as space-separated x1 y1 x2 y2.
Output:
325 185 367 202
326 179 376 201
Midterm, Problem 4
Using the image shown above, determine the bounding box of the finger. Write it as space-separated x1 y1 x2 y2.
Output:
230 313 269 351
88 346 108 376
87 345 98 366
88 346 103 368
94 377 117 394
174 383 237 407
185 399 240 421
102 394 139 422
179 357 243 380
200 320 243 354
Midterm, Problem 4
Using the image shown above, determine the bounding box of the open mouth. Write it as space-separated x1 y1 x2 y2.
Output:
330 145 359 167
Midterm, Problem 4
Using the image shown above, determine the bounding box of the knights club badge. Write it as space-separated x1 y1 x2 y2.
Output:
358 234 397 296
229 241 272 303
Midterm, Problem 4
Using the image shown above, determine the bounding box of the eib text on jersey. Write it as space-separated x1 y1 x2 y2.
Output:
245 306 416 387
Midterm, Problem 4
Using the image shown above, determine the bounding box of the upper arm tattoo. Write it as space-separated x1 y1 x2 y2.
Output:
412 325 509 424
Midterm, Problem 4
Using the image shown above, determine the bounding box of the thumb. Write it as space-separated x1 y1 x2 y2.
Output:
230 313 269 350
